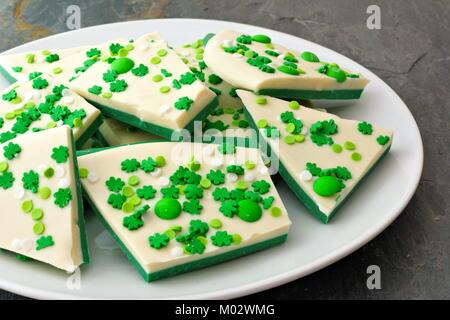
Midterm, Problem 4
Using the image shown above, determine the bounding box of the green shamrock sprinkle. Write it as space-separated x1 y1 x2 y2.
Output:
131 64 149 77
105 176 125 192
148 232 170 249
88 85 102 95
36 235 54 251
86 48 101 58
110 79 128 92
121 158 140 173
109 43 124 55
219 199 237 218
107 193 127 209
183 199 203 215
0 171 15 190
161 186 180 199
207 170 225 185
189 219 209 236
212 187 231 202
262 196 275 209
377 135 390 145
28 71 42 80
32 77 49 90
211 230 233 247
174 96 193 111
123 205 149 231
2 89 17 101
53 188 72 208
51 145 69 163
12 66 23 72
184 184 203 200
179 72 197 85
102 69 118 83
252 180 271 194
141 157 157 173
136 185 157 200
184 238 205 255
236 34 252 44
208 74 222 85
45 54 59 63
310 119 338 146
358 121 373 135
22 170 39 193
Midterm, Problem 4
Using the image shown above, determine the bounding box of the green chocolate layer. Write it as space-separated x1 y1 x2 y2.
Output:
0 64 18 84
257 88 364 100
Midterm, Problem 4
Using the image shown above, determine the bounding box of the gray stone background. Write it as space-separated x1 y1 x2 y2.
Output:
0 0 448 300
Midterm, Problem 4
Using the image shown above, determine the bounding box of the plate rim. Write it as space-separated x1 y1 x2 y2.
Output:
0 18 424 300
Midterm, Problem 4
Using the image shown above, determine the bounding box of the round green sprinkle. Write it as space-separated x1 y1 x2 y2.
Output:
129 195 141 206
53 67 63 74
286 123 296 133
255 96 267 105
170 225 182 232
11 97 22 104
351 152 362 161
33 222 45 235
257 119 268 128
122 186 134 197
152 74 163 82
200 178 211 189
195 53 203 60
294 134 305 143
42 50 50 55
110 57 135 74
0 161 8 172
232 234 242 245
102 92 112 99
224 107 235 114
231 119 240 127
79 168 89 179
5 112 16 120
331 144 343 153
344 141 356 150
188 161 201 171
154 198 182 220
118 48 128 57
252 34 272 43
44 167 54 178
122 202 134 213
181 57 189 64
238 199 262 222
124 44 134 51
73 118 83 128
244 160 256 170
277 65 300 75
38 187 51 200
155 155 166 167
288 101 300 110
313 176 342 197
164 229 176 239
197 236 208 245
157 49 168 57
270 206 282 217
235 180 248 190
301 51 320 62
128 175 140 186
24 101 35 109
46 121 57 129
31 208 44 221
326 66 347 83
21 200 33 213
284 135 296 144
160 86 170 93
150 56 161 64
210 219 222 229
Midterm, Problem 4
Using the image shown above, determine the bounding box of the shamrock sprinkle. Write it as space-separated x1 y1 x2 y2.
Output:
207 169 225 185
358 121 373 135
32 77 49 90
219 200 237 217
110 79 128 92
208 74 222 85
121 158 140 173
131 64 149 77
103 69 118 83
189 219 209 236
310 119 338 146
251 180 271 194
226 165 245 175
377 135 390 146
179 72 197 85
184 238 206 254
107 193 127 209
262 196 275 209
2 89 17 101
148 232 170 249
174 96 193 111
51 145 69 163
211 230 233 247
184 184 204 200
29 71 42 80
183 199 203 215
105 176 125 192
123 215 144 231
109 43 124 55
136 185 157 200
22 170 39 193
86 48 101 58
0 171 15 190
161 186 180 199
3 142 21 160
54 188 72 208
45 53 60 63
36 235 55 250
88 85 103 95
212 187 230 202
141 157 157 173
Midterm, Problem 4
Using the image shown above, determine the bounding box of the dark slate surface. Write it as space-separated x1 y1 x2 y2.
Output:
0 0 448 300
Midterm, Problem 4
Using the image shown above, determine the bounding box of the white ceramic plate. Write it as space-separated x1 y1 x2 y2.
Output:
0 19 423 299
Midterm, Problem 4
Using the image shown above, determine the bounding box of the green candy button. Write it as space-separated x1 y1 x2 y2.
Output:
31 208 44 221
326 66 347 83
277 65 300 75
252 34 272 43
110 57 135 74
155 198 182 220
313 176 342 197
301 51 320 62
238 199 262 222
38 187 51 199
0 161 8 172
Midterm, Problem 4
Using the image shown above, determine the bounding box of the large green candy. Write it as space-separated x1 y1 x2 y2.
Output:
110 57 135 74
326 66 347 83
300 51 320 62
313 176 342 197
237 199 262 222
252 34 272 43
154 198 182 220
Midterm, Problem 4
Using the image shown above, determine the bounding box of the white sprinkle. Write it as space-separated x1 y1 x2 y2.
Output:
87 172 99 183
211 157 223 169
56 120 64 127
244 171 255 182
13 187 25 200
222 39 232 48
32 91 41 101
55 165 65 178
159 104 170 115
62 96 75 105
258 165 269 175
37 164 47 175
11 239 22 251
171 246 184 257
58 178 70 189
227 173 238 182
24 91 35 101
179 50 190 57
157 176 170 187
232 53 242 59
300 170 313 182
61 88 72 97
202 144 215 157
278 54 285 60
21 239 33 251
301 126 309 135
150 168 162 177
138 43 150 52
